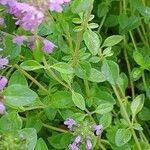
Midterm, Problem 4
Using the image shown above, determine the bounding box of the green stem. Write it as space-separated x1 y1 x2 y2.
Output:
123 37 135 99
14 64 49 94
112 85 142 150
72 31 83 65
137 27 147 45
72 6 93 66
142 71 147 91
43 57 71 90
129 31 138 51
97 15 107 33
43 123 68 133
98 139 106 150
6 67 14 78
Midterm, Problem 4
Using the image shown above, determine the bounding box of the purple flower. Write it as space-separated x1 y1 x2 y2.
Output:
86 139 92 150
64 118 77 130
0 0 16 5
27 40 35 50
49 0 71 12
69 136 81 150
69 142 79 150
74 136 81 146
42 39 57 54
8 2 44 31
0 0 8 5
0 102 5 115
0 76 8 91
93 124 103 136
0 56 9 69
49 1 63 13
0 17 4 25
13 35 26 46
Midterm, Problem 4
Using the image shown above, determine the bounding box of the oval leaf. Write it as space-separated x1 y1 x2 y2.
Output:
72 91 86 110
131 94 145 118
101 59 119 85
52 62 74 74
115 129 132 146
3 84 38 108
83 30 101 55
20 60 44 71
88 68 105 82
102 35 123 47
95 103 113 114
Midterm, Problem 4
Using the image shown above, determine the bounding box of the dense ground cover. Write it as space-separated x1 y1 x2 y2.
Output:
0 0 150 149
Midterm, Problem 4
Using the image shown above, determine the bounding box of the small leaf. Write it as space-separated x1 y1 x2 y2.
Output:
73 26 84 32
48 133 71 149
19 128 37 150
133 51 145 66
88 68 105 83
9 70 28 86
52 62 74 74
71 0 94 13
20 60 44 71
131 94 145 118
0 112 22 130
102 35 123 47
3 84 38 108
115 129 132 146
95 103 113 114
101 59 119 85
35 138 48 150
72 91 86 110
132 67 143 81
83 30 101 55
99 113 112 129
133 123 143 131
88 23 99 29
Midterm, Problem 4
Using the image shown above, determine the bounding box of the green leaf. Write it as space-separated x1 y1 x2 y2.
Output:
52 62 74 74
95 103 113 114
72 91 86 110
8 70 28 86
139 107 150 121
133 51 145 66
48 133 71 149
3 35 21 59
95 90 116 105
102 35 123 47
97 2 109 18
35 138 48 150
132 67 143 81
118 15 141 34
75 61 91 79
20 60 44 71
71 0 94 13
131 94 145 118
50 91 73 108
115 129 132 146
99 113 112 129
18 128 37 150
25 116 43 133
0 112 22 131
33 39 44 62
101 59 119 85
88 68 105 82
3 84 38 108
138 6 150 21
133 123 143 131
83 30 101 55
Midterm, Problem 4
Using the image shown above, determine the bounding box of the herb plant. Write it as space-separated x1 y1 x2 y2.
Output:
0 0 150 149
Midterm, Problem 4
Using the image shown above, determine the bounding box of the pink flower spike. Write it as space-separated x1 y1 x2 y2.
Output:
0 76 8 91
